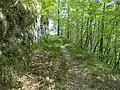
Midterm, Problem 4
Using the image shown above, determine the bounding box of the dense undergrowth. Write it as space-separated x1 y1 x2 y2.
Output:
32 36 61 58
22 36 64 90
0 41 32 89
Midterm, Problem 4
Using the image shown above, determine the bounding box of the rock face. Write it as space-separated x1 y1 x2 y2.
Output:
0 11 3 25
33 17 58 42
33 16 48 42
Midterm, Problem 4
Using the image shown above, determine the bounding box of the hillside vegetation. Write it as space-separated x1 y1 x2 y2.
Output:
0 0 120 90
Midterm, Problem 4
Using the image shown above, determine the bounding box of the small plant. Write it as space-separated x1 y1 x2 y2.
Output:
60 59 68 74
33 36 61 58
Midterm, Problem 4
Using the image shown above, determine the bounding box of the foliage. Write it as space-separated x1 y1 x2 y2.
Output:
1 0 120 89
47 0 120 70
65 41 120 89
33 35 61 58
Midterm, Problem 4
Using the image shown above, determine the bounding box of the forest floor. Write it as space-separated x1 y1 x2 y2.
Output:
13 36 120 90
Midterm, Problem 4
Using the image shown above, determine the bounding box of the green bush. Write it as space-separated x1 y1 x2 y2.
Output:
33 36 61 58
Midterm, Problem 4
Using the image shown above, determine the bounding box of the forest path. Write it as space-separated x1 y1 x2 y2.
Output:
60 40 90 90
60 38 120 90
13 37 120 90
17 39 91 90
16 39 89 90
16 74 40 90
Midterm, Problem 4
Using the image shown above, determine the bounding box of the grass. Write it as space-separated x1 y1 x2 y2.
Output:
62 38 120 90
0 41 32 89
32 35 61 58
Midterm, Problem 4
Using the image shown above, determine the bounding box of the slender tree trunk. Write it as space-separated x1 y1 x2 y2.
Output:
57 0 60 36
89 18 93 52
84 18 89 49
67 1 70 39
99 3 105 60
80 17 84 49
75 9 80 44
114 21 119 69
93 39 100 53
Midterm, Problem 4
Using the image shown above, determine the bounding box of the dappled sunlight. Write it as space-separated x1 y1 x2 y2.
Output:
1 0 120 89
60 45 65 49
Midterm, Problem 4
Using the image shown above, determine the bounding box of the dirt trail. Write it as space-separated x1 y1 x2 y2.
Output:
17 40 88 90
11 38 120 90
60 42 120 90
17 75 39 90
61 43 91 90
14 51 56 90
